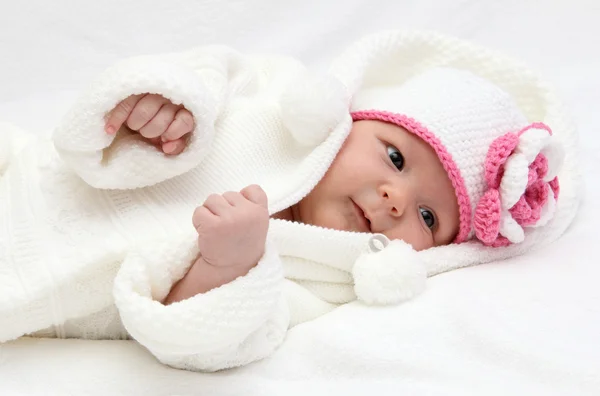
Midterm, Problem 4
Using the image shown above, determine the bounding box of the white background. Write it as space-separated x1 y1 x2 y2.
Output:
0 1 599 395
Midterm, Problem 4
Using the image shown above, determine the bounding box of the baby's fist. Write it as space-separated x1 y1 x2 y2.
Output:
105 93 195 155
192 185 270 270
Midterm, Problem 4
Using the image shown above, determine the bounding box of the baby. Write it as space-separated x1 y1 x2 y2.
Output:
0 31 567 372
104 93 459 304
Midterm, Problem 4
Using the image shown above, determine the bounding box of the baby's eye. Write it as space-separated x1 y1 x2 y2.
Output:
420 208 435 229
387 146 404 171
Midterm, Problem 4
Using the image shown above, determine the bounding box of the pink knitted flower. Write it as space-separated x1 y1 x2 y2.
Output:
473 123 562 247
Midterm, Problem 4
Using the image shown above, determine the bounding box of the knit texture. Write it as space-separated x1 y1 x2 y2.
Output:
0 31 580 372
0 45 372 372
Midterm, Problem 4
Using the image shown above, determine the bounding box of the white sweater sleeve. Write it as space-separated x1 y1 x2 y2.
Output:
112 232 290 372
52 46 258 189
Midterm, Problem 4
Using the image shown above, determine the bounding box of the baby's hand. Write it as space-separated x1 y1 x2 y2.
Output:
104 94 195 155
193 185 270 270
163 185 269 305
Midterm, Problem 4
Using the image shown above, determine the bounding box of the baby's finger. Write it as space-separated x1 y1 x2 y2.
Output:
162 137 187 155
192 206 215 230
222 191 246 207
161 108 195 143
138 103 179 139
126 94 168 131
105 94 144 135
240 185 268 209
147 137 162 149
203 194 232 216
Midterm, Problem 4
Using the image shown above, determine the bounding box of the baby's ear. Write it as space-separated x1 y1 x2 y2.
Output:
352 239 426 305
279 70 350 147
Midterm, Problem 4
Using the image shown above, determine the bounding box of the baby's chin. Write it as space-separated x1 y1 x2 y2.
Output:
295 202 365 233
306 216 365 234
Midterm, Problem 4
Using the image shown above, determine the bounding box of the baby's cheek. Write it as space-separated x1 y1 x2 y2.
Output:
318 205 351 231
410 238 433 252
320 207 347 230
385 228 431 252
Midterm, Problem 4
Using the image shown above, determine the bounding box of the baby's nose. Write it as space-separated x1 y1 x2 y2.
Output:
379 183 411 218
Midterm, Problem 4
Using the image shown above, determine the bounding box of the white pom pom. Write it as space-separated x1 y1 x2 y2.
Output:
353 239 426 305
280 72 349 147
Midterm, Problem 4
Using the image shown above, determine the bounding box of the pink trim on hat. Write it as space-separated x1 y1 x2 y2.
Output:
352 111 471 243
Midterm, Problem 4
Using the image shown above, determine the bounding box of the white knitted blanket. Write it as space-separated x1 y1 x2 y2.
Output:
0 43 373 371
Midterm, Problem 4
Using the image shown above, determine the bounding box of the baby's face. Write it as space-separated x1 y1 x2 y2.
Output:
297 120 459 251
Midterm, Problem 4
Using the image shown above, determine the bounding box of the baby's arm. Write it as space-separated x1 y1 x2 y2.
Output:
162 184 269 305
52 46 258 189
112 185 289 372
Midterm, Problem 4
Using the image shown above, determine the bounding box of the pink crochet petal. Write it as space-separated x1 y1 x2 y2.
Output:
525 180 548 210
549 177 560 200
512 180 547 226
517 122 553 137
491 236 511 248
527 168 538 188
484 133 520 189
474 189 502 245
509 196 532 225
528 153 549 186
527 206 542 226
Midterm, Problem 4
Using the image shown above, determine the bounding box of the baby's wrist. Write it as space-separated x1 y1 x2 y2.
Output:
193 256 254 289
162 256 257 305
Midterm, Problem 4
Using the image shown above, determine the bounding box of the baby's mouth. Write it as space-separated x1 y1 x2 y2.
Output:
351 199 371 233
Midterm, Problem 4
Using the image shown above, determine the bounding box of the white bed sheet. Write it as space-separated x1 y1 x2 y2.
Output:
1 1 599 395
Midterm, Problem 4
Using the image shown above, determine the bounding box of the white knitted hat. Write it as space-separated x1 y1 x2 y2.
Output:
325 31 580 305
351 67 564 246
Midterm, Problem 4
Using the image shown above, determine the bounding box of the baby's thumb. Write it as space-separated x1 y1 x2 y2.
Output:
240 184 268 209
